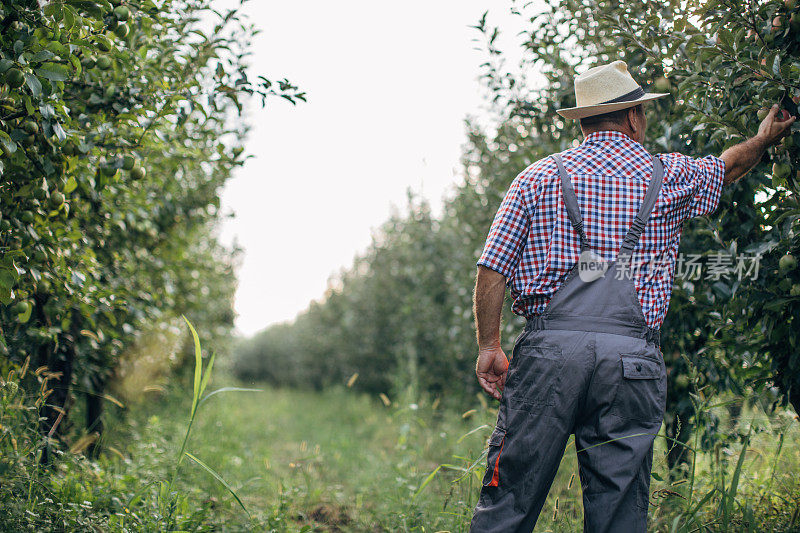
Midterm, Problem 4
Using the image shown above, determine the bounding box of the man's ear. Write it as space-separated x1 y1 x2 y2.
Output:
626 106 639 135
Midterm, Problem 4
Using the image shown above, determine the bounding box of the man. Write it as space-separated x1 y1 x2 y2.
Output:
470 60 795 532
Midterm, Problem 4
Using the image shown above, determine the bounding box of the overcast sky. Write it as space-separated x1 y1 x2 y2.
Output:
217 1 526 337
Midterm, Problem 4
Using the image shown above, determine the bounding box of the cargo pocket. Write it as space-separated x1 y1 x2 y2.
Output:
610 353 666 423
505 343 562 412
481 426 506 488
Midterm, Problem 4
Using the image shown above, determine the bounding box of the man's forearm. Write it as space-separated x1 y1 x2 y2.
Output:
473 266 507 349
721 105 796 185
720 134 769 185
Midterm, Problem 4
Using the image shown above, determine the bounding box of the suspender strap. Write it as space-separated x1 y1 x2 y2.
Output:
552 154 590 252
618 155 664 257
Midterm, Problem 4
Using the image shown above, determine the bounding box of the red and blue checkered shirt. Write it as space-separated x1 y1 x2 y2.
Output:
477 131 725 328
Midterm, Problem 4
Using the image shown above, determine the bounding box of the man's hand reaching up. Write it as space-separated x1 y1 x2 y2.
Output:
721 104 796 185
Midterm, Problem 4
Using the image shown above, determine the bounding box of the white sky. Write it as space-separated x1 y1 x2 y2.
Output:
218 1 527 337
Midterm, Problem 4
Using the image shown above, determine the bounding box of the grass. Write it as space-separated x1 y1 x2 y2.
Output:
97 376 800 532
2 322 800 531
108 382 492 531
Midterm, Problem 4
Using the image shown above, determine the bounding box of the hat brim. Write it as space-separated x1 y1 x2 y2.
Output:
556 93 669 120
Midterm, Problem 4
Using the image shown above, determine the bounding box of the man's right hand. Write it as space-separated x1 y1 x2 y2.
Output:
476 346 509 401
756 104 796 146
721 104 796 184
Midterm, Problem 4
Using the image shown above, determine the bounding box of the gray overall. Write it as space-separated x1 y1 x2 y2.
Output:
471 153 667 533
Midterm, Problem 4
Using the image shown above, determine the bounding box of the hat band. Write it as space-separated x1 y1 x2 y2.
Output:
598 86 645 105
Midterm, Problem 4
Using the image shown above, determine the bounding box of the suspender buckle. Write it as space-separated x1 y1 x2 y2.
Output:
645 327 661 347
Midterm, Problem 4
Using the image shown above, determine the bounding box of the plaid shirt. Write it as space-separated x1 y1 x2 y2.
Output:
477 131 725 328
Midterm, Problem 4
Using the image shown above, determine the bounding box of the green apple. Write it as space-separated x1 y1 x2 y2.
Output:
130 166 145 180
114 5 130 21
11 300 30 315
49 191 65 208
96 56 112 70
23 120 38 135
113 23 129 39
773 162 791 180
122 154 135 170
779 253 798 273
653 76 670 91
5 68 24 89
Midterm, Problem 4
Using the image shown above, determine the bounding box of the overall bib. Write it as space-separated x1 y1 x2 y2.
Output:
471 154 668 533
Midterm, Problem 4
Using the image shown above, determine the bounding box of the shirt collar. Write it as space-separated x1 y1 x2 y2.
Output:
581 130 638 146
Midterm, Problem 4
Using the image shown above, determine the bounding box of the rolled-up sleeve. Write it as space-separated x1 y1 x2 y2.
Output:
476 175 530 279
683 154 725 219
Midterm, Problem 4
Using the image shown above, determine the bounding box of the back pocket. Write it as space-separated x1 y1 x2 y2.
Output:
504 342 562 412
610 353 666 423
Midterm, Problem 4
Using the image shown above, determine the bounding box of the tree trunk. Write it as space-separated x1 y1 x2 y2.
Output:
39 342 75 465
32 292 76 465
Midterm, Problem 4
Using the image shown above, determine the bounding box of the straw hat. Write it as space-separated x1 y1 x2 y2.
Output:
556 60 669 120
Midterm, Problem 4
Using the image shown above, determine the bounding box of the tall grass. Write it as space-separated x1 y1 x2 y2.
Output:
159 316 261 525
0 317 261 531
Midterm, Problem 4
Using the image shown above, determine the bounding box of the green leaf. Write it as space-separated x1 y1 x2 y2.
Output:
43 1 63 19
24 72 42 98
31 50 55 63
23 95 35 115
68 54 82 75
52 122 66 142
198 387 262 407
0 269 15 290
726 433 750 512
198 350 215 399
35 63 69 82
63 5 76 30
184 452 250 517
413 465 441 500
0 131 17 155
63 176 77 193
182 315 203 416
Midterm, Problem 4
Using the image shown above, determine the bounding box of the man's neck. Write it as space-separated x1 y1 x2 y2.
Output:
581 128 639 143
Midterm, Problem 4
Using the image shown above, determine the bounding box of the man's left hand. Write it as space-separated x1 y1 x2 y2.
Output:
476 346 509 400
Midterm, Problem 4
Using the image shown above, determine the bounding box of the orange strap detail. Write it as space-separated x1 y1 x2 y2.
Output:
488 437 505 487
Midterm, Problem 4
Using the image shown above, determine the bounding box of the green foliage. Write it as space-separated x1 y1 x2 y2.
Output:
0 0 303 444
0 315 261 530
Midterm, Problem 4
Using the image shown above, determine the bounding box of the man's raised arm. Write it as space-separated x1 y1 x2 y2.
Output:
721 104 796 185
474 265 510 400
